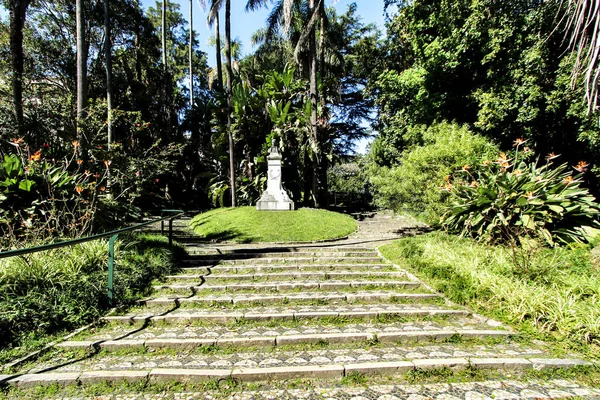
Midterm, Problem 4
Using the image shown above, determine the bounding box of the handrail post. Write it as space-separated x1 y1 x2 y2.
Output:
168 218 174 247
107 234 119 306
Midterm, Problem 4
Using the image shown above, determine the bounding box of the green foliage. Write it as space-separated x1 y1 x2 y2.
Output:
380 233 600 351
369 122 498 223
190 207 357 243
442 145 600 246
0 234 184 358
374 0 600 190
0 142 101 244
328 159 369 194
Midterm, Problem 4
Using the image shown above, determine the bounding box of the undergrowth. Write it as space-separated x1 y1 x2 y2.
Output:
380 232 600 357
0 233 185 364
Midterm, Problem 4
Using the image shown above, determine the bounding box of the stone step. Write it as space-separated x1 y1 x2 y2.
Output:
140 291 441 307
58 329 516 351
183 256 384 266
104 306 471 324
153 281 421 294
185 251 379 259
184 247 377 255
176 263 397 274
7 357 593 387
68 315 505 343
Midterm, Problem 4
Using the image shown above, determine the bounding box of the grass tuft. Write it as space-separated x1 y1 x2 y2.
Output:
380 232 600 357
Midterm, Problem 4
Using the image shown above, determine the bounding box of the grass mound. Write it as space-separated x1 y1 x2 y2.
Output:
380 232 600 356
190 207 357 243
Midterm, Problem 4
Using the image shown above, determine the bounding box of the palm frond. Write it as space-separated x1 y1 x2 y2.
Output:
564 0 600 114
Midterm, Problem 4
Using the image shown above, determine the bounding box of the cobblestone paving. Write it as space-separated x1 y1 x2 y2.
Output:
59 379 600 400
5 212 599 398
37 342 554 374
78 317 504 341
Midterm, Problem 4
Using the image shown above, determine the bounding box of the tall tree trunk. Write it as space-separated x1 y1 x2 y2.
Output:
135 0 142 81
189 0 194 108
318 0 328 207
215 12 224 90
8 0 30 137
225 0 236 207
76 0 88 147
309 0 319 208
104 0 113 197
162 0 167 69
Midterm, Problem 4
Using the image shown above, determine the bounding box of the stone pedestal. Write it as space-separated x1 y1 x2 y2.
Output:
256 140 294 211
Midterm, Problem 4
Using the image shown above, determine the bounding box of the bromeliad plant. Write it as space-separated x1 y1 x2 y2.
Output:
441 140 600 246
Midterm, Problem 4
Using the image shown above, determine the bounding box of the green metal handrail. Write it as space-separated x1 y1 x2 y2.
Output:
0 209 184 305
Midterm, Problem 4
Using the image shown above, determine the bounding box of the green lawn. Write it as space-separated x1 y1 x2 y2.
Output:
190 207 357 243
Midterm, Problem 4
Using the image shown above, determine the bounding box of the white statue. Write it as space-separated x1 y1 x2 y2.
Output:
256 139 294 211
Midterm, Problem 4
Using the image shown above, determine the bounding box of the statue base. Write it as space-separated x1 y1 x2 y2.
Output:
256 191 294 211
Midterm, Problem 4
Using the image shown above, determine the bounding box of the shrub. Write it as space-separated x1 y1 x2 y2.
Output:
0 142 102 245
369 122 498 223
441 142 600 246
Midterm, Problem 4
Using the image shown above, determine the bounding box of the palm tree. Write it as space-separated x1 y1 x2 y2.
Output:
563 0 600 114
198 0 224 90
200 0 236 206
7 0 33 137
246 0 326 207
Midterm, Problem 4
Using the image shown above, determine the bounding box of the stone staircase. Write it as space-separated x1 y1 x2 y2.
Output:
2 212 598 399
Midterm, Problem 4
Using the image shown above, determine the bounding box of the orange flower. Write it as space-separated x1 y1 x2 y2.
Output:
523 147 532 153
524 191 536 200
444 182 453 191
75 186 84 194
470 180 478 188
99 186 106 192
564 176 574 185
574 161 589 173
30 150 41 161
513 138 525 147
483 160 491 166
13 137 24 145
497 153 508 163
546 152 559 161
93 173 101 179
104 160 111 168
462 164 470 171
72 140 80 148
77 159 83 165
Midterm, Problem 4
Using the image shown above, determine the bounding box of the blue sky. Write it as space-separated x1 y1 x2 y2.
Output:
141 0 390 67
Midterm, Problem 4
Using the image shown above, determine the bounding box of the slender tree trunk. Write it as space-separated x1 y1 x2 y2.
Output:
76 0 88 147
104 0 113 197
135 0 142 81
318 0 328 207
215 12 224 90
309 0 319 208
162 0 167 69
225 0 236 207
8 0 30 137
189 0 194 108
